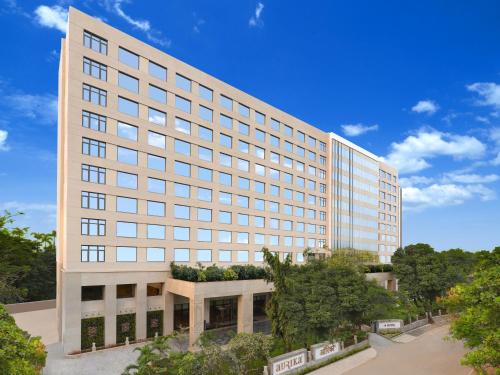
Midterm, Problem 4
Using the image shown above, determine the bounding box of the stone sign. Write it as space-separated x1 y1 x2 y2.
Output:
269 348 308 375
377 319 403 330
311 341 340 361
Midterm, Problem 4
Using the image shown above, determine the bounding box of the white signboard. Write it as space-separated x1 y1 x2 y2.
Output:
272 351 307 375
312 342 340 360
378 321 401 329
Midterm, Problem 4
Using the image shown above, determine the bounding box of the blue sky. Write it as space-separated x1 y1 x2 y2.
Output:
0 0 499 251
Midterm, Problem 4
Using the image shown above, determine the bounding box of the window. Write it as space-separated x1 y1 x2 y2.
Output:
269 168 279 180
174 160 191 177
116 247 137 262
237 250 249 262
175 139 191 156
197 208 212 222
255 216 265 228
270 185 280 196
220 114 232 129
270 118 280 131
149 108 166 126
238 140 249 154
254 180 265 193
255 129 266 142
118 97 138 117
174 205 190 219
255 198 265 211
219 250 231 262
148 154 166 171
237 195 249 208
81 245 105 262
237 232 249 244
297 253 304 262
197 229 212 242
147 201 165 216
219 191 232 205
239 122 250 135
296 161 304 172
270 218 279 229
309 151 316 161
197 249 212 262
83 31 107 54
284 157 293 168
116 221 137 237
296 146 305 157
147 247 165 262
79 166 104 186
149 61 167 80
255 164 265 176
198 126 213 142
284 141 293 152
174 227 190 241
118 72 139 93
218 231 231 243
119 47 139 69
116 172 137 189
237 214 249 226
220 95 233 110
255 111 265 125
82 191 105 210
175 117 191 134
174 248 190 262
82 111 106 132
284 125 293 136
219 211 231 224
199 85 213 101
269 235 279 246
175 183 190 198
82 285 104 301
176 74 191 92
81 218 105 236
270 135 280 147
270 152 279 164
117 122 138 141
116 196 137 213
239 103 250 117
175 95 191 113
117 147 137 165
148 177 165 194
149 85 167 104
147 224 165 239
82 138 105 158
198 146 212 162
199 105 213 122
297 131 305 142
255 233 264 245
198 166 213 182
83 84 106 106
320 141 326 152
269 201 279 212
148 131 166 149
255 251 264 262
254 146 265 159
83 57 107 81
197 187 212 202
283 220 292 231
220 133 232 148
219 172 232 186
237 158 249 172
219 153 232 167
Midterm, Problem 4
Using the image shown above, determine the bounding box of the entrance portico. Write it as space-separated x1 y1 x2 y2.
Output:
165 278 273 348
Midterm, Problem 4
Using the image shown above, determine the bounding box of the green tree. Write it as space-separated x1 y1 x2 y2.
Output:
227 333 273 375
122 335 179 375
443 258 500 374
0 304 46 375
392 243 448 318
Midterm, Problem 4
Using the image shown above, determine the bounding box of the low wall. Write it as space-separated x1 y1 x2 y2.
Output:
401 318 428 333
4 299 56 314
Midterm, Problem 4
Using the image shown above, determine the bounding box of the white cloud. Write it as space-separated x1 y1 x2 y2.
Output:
383 129 486 174
341 123 378 137
4 93 58 125
399 175 434 188
403 183 496 211
467 82 500 109
492 152 500 166
0 201 56 213
442 172 499 184
249 2 264 27
34 5 68 33
109 0 171 47
490 127 500 165
475 116 490 124
0 129 9 151
192 12 205 33
411 100 439 115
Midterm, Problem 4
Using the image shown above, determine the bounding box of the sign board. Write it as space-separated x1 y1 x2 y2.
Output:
377 319 403 330
269 348 307 375
311 341 340 361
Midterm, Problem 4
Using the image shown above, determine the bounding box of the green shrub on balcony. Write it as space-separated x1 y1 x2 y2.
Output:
170 263 268 282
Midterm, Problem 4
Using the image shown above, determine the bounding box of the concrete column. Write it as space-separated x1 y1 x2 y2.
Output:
104 284 117 347
136 283 147 340
62 272 81 354
189 297 204 349
237 293 253 334
164 291 174 335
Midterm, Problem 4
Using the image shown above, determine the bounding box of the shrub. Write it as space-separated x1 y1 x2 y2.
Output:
224 268 238 281
170 263 267 282
205 265 225 281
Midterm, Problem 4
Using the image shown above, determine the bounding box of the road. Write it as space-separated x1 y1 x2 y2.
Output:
343 324 470 375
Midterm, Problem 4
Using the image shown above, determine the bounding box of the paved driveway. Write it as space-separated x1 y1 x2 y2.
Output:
344 324 470 375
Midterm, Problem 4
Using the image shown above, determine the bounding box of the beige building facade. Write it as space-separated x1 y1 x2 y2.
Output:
57 7 401 354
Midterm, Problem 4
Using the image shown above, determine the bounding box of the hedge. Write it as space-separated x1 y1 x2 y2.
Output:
117 313 136 344
170 263 268 282
81 317 104 350
147 310 164 338
364 264 394 273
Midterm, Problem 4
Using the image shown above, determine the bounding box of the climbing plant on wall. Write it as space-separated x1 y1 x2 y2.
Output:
147 310 163 338
81 317 104 351
117 313 136 344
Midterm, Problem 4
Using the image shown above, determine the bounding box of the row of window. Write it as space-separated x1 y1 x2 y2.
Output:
379 169 397 184
83 30 327 156
379 212 397 223
379 202 397 213
380 180 397 193
379 191 397 203
81 245 306 263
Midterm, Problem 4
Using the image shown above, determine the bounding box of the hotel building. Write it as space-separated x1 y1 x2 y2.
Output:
57 7 402 353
